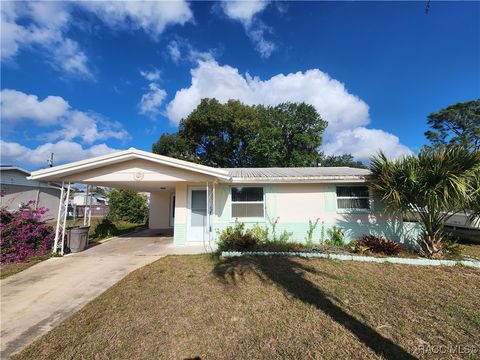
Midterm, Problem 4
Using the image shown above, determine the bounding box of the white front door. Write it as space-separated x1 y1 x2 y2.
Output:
187 187 207 242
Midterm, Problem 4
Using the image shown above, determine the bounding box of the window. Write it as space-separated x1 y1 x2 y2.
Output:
336 186 370 210
231 187 264 218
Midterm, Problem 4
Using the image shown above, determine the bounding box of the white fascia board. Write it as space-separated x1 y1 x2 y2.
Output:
28 150 231 181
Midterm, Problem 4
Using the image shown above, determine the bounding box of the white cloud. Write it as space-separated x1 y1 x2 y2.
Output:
219 1 275 58
166 59 410 161
167 39 215 64
79 1 193 38
140 68 161 82
1 89 129 144
1 1 92 78
167 59 369 133
221 1 269 25
0 140 118 167
0 89 70 126
139 83 167 118
322 127 412 161
1 1 193 77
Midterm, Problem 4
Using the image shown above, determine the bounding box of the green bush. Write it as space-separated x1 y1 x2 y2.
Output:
217 222 259 251
326 226 345 246
93 218 118 239
249 224 269 243
108 189 148 224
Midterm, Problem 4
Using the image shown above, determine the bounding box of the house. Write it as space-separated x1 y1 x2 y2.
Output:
28 148 419 249
0 165 62 220
72 191 108 206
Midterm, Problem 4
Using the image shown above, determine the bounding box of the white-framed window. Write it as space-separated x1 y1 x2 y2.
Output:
336 186 370 210
231 186 264 218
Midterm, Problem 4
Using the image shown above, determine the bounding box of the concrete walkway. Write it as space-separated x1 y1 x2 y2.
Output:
0 229 206 358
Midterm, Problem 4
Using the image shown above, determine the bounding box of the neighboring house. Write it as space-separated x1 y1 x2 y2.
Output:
28 148 420 247
71 191 108 206
0 165 62 220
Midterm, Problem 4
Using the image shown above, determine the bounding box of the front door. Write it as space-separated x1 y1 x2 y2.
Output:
188 187 207 242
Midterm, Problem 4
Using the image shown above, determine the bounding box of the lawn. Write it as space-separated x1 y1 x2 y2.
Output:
65 218 145 242
13 255 479 360
0 254 53 280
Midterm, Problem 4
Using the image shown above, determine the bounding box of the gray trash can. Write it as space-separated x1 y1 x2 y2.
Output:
69 226 90 253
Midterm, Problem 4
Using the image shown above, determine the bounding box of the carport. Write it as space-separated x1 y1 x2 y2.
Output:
28 148 231 254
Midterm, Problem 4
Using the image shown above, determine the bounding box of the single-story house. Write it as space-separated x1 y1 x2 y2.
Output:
28 148 419 250
1 165 63 220
72 191 108 206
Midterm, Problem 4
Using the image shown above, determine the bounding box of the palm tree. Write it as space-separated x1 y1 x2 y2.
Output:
370 146 480 258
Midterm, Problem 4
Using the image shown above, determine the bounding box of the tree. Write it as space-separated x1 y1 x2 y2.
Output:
317 153 367 168
425 99 480 150
107 189 148 224
370 146 480 258
250 102 327 167
152 99 327 168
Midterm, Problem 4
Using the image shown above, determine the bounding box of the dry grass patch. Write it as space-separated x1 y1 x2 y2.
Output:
13 255 480 360
0 254 52 280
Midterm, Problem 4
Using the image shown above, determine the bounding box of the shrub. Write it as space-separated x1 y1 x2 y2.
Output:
108 189 148 224
217 222 259 251
93 218 118 239
305 218 320 248
326 226 345 246
0 202 54 263
443 232 462 257
355 235 402 256
249 223 269 243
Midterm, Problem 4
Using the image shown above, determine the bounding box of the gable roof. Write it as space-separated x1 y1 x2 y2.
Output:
0 165 31 176
28 148 231 181
28 148 370 184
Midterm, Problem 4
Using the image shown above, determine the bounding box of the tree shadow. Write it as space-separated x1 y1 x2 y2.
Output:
338 212 419 250
213 256 417 360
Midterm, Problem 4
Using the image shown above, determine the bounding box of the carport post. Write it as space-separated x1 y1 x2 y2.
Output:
60 183 71 255
83 185 89 226
53 182 65 253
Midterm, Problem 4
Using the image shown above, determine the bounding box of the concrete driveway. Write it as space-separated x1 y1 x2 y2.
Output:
0 229 205 358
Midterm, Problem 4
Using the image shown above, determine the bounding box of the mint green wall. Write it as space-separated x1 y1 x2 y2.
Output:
211 183 421 248
173 223 187 245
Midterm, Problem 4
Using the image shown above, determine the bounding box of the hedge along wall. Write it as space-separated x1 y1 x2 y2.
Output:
213 183 421 247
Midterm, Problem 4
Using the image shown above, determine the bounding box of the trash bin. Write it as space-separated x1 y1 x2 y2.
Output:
69 226 90 253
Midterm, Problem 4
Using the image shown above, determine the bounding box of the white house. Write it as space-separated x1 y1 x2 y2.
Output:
29 148 421 252
71 191 108 206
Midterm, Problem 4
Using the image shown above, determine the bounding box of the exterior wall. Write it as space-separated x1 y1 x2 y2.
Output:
149 191 172 229
213 183 420 247
0 184 61 220
173 183 188 245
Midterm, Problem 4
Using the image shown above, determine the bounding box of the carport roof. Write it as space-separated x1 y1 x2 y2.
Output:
28 148 231 181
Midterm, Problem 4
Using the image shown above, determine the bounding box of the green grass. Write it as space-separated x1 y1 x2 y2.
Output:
13 254 480 359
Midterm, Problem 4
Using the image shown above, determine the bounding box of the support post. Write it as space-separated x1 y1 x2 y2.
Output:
53 181 65 253
83 185 89 226
60 182 71 255
87 185 92 226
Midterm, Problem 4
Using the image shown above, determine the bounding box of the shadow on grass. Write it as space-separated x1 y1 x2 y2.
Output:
213 256 416 360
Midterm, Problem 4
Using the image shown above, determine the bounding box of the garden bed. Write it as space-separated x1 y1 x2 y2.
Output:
221 250 480 268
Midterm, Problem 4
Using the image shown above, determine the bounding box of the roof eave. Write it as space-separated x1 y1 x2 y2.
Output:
225 176 371 184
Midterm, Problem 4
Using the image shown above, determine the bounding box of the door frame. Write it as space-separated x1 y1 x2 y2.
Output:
169 193 175 228
187 186 207 242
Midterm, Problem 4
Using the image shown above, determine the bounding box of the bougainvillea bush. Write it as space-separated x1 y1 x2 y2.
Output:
0 201 54 263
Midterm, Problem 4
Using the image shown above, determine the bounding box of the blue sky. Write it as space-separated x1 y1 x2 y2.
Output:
1 1 479 170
